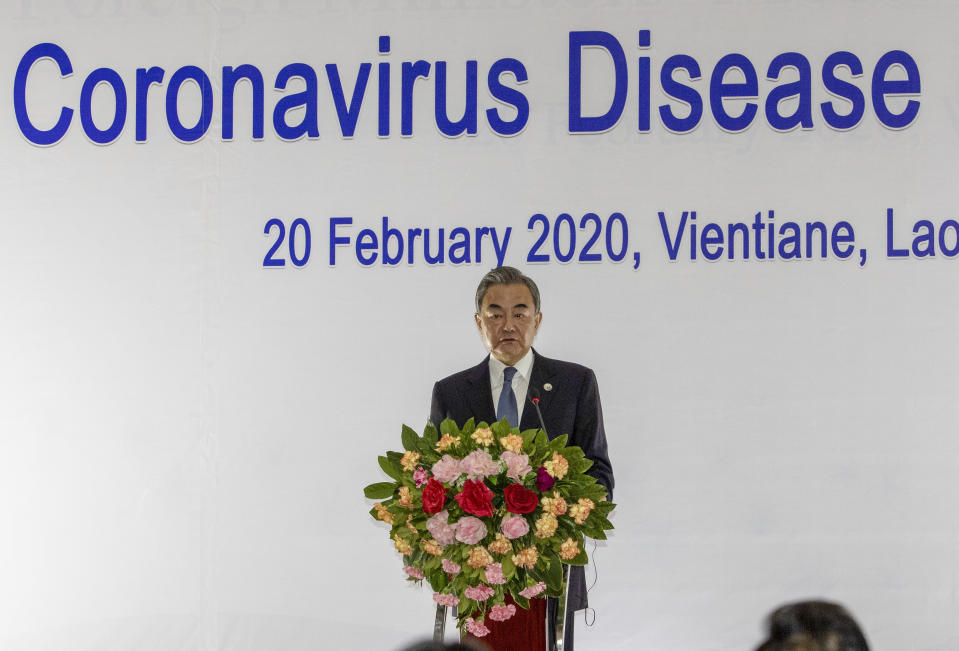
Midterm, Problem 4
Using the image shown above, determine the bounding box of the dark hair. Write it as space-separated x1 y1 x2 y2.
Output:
756 600 869 651
474 266 541 314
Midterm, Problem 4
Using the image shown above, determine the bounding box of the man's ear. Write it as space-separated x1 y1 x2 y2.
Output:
534 311 543 331
474 313 482 330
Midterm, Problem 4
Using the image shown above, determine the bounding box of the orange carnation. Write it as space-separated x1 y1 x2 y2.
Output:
397 486 413 508
374 503 395 525
435 433 460 452
393 534 413 555
559 537 580 560
512 546 539 569
543 451 569 479
400 451 421 472
471 427 494 446
421 539 443 556
569 498 595 525
534 513 558 539
499 433 524 453
540 491 568 516
488 533 513 555
467 546 494 568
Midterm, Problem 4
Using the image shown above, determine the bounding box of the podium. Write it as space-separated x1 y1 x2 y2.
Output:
433 565 571 651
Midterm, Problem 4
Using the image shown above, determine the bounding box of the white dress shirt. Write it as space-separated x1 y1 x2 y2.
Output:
488 348 534 425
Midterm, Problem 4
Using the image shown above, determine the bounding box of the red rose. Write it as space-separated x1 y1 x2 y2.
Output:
421 477 447 514
504 483 539 514
455 479 495 517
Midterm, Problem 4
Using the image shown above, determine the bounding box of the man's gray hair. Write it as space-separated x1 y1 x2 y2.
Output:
474 266 541 314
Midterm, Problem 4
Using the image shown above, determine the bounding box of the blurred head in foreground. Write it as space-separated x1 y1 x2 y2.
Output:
756 600 869 651
398 640 488 651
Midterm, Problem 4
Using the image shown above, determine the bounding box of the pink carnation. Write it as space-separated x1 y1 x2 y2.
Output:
500 514 530 539
464 585 495 601
519 582 547 599
500 451 532 481
455 516 488 545
426 510 458 546
465 617 490 637
413 467 428 487
431 455 463 484
403 566 424 580
461 449 502 479
489 603 517 622
485 562 506 585
432 592 460 607
441 558 462 575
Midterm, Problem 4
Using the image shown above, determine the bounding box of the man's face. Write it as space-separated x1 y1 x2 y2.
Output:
474 283 542 366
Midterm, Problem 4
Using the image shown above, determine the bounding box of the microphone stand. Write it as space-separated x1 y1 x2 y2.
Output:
530 388 571 651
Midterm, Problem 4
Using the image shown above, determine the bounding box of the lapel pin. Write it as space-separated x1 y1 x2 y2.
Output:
543 383 553 392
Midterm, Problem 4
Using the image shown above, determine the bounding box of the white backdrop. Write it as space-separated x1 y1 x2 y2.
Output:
2 2 958 650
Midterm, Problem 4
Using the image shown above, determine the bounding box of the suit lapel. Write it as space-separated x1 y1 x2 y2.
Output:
464 357 497 424
521 349 558 432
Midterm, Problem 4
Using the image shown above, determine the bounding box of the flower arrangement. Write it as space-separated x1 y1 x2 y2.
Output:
363 418 615 635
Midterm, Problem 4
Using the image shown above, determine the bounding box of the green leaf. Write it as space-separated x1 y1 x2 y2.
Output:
396 526 417 541
511 592 530 610
459 600 477 620
573 457 594 473
520 429 538 448
564 547 589 566
401 425 419 451
409 514 428 530
548 434 569 450
545 555 562 591
423 422 439 445
582 526 607 541
595 500 616 515
591 513 615 531
502 553 516 579
427 568 448 592
527 559 542 574
491 419 512 438
377 455 402 480
580 484 609 502
363 482 396 499
578 526 609 541
465 565 481 583
415 436 436 457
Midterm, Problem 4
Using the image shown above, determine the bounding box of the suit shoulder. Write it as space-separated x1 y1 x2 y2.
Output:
435 359 487 387
537 354 595 380
435 367 472 386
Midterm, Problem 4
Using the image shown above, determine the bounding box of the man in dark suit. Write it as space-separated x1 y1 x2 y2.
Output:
430 266 614 650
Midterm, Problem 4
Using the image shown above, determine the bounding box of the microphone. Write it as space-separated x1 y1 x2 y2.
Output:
528 386 549 437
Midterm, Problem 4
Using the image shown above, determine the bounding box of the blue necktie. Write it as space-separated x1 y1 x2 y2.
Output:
497 366 518 427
